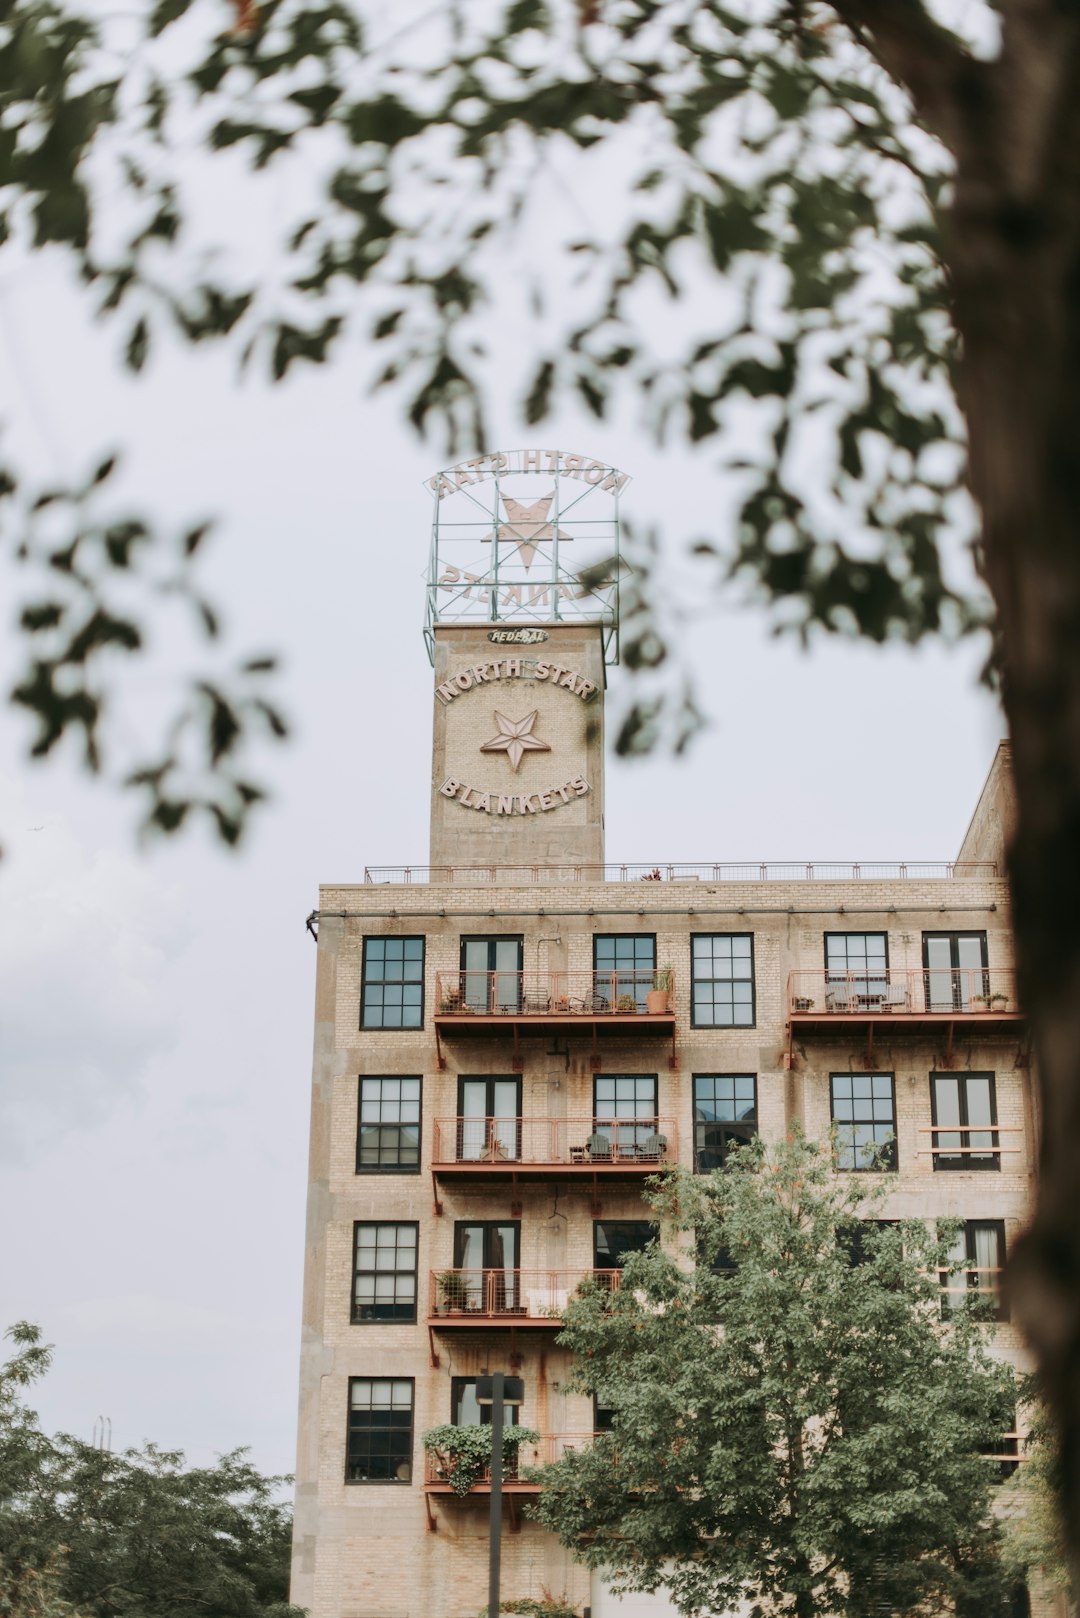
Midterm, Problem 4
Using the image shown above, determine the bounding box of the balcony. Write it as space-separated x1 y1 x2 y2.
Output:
433 970 677 1070
365 861 1000 884
423 1432 595 1494
786 968 1021 1061
427 1267 620 1362
431 1116 676 1209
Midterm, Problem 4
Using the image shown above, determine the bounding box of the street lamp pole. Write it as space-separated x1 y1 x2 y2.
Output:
476 1372 525 1618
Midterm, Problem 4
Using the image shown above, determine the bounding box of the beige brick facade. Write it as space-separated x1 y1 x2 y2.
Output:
293 639 1049 1616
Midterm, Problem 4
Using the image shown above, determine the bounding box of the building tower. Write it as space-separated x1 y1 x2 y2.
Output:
291 453 1047 1617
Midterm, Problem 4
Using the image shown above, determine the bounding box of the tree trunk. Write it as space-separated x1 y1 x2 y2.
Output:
944 25 1080 1558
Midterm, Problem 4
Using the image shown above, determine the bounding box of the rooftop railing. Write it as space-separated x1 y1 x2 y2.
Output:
364 860 999 885
432 1115 676 1168
788 967 1018 1018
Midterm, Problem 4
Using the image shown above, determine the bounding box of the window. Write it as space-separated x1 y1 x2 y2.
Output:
922 931 989 1012
593 935 655 1012
691 935 754 1027
931 1073 1000 1170
352 1223 418 1323
693 1075 757 1172
451 1378 519 1428
830 1074 897 1170
593 1395 616 1432
838 1220 899 1266
459 936 523 1013
453 1221 520 1311
346 1378 413 1483
940 1220 1005 1319
457 1076 521 1161
593 1220 658 1270
825 933 888 997
356 1077 421 1172
593 1075 658 1154
361 937 424 1028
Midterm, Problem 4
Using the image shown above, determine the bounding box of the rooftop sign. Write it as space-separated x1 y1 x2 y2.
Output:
423 447 628 669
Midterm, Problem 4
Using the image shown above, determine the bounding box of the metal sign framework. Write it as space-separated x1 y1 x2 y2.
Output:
423 449 628 667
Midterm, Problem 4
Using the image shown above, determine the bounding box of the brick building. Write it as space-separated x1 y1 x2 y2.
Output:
291 482 1044 1616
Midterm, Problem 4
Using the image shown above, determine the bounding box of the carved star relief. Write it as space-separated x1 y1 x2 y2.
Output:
480 710 551 773
494 494 572 569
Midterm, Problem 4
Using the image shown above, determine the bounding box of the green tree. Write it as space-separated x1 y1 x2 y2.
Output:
0 1325 301 1618
532 1134 1017 1617
6 0 1080 1554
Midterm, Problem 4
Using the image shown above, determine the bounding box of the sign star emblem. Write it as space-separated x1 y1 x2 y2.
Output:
480 710 551 773
494 493 572 569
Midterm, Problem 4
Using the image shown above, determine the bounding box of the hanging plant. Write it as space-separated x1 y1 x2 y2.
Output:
423 1425 540 1497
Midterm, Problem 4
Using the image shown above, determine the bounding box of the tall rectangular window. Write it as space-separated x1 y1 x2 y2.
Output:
825 933 888 997
460 936 523 1013
931 1073 1000 1170
356 1077 421 1172
352 1222 418 1323
346 1378 413 1483
361 937 425 1028
940 1221 1006 1319
593 1075 658 1154
594 935 656 1012
830 1074 897 1170
922 931 989 1012
691 935 754 1027
693 1075 757 1172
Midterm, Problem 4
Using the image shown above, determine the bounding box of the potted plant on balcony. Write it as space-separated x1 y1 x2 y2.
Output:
646 967 673 1015
616 993 638 1013
437 1271 469 1314
439 984 462 1013
422 1424 540 1497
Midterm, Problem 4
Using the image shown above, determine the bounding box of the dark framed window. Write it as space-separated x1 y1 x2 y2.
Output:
593 1395 616 1432
825 933 888 996
922 931 989 1012
361 937 425 1029
352 1222 418 1323
453 1221 520 1310
830 1074 897 1171
838 1220 899 1266
593 1074 658 1154
691 934 754 1027
356 1077 421 1172
457 1075 521 1161
594 1220 658 1270
593 935 656 1013
451 1378 520 1428
940 1220 1006 1319
459 936 524 1013
693 1074 757 1172
931 1072 1000 1170
346 1377 413 1483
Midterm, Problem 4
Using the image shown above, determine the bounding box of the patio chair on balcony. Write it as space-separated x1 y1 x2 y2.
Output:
825 981 852 1013
635 1133 668 1162
882 980 910 1012
586 1132 614 1162
522 989 552 1013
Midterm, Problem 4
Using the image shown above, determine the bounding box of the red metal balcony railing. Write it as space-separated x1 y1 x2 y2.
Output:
424 1433 598 1490
435 970 673 1017
429 1268 622 1322
938 1265 1004 1317
365 861 999 884
788 968 1018 1018
918 1125 1025 1166
432 1115 676 1168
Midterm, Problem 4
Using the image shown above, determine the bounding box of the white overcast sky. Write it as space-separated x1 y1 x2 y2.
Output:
0 12 1005 1476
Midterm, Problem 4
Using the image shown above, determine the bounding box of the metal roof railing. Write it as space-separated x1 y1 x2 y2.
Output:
363 861 999 884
